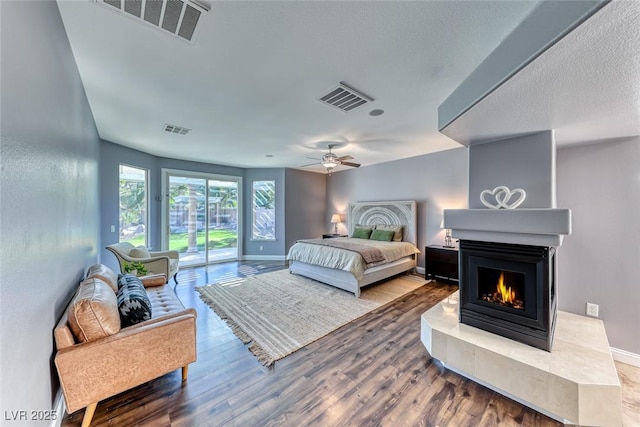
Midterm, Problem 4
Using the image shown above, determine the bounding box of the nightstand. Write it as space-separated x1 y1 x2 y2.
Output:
322 234 347 239
425 245 459 284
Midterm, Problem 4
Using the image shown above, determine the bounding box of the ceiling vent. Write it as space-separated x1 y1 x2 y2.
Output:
317 82 374 113
164 124 191 135
97 0 210 43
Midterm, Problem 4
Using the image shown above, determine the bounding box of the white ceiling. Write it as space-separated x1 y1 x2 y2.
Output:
442 0 640 147
56 0 542 172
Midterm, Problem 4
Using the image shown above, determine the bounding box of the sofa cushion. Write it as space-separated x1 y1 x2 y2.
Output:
86 263 118 292
129 246 150 258
68 278 121 343
117 274 152 327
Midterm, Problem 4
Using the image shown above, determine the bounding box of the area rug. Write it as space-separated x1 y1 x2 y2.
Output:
196 269 429 366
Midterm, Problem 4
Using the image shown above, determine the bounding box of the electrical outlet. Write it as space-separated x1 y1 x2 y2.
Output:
110 225 115 232
586 302 599 318
259 245 263 251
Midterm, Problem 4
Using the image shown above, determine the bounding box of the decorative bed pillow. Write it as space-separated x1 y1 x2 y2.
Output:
352 227 373 239
374 224 403 242
116 274 152 327
370 229 395 241
68 278 121 343
129 246 150 258
354 223 375 230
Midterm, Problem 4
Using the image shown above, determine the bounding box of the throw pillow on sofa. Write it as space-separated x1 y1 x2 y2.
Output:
117 274 152 327
86 263 118 292
68 278 121 343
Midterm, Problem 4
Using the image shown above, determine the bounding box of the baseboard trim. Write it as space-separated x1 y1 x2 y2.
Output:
415 266 425 275
242 255 287 261
611 347 640 368
50 389 65 427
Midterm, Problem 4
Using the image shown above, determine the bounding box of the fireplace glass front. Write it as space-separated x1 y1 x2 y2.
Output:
459 240 556 351
478 267 526 311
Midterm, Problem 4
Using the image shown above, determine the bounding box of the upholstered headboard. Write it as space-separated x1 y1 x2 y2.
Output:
348 200 418 246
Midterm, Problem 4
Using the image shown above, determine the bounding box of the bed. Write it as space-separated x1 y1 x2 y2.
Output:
287 200 420 297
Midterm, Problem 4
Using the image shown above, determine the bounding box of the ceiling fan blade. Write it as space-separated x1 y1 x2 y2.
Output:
300 162 321 167
305 156 321 160
337 155 354 161
341 161 361 168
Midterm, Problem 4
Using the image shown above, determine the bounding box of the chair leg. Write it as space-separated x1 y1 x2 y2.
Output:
182 365 189 382
81 402 98 427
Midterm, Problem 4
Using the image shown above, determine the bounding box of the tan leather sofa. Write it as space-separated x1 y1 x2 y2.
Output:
54 264 196 427
106 242 180 284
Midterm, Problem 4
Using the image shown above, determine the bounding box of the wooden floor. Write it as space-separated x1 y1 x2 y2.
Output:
61 261 640 427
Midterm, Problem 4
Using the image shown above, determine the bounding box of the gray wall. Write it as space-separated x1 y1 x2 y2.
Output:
101 140 284 269
327 148 469 268
100 140 246 269
100 141 324 263
284 169 327 251
557 137 640 354
468 131 556 208
0 0 100 420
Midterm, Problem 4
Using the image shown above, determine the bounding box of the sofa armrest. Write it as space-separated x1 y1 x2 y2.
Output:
150 250 179 260
55 310 196 413
139 257 170 272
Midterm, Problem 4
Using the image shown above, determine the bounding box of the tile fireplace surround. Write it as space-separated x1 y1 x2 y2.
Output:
421 292 622 425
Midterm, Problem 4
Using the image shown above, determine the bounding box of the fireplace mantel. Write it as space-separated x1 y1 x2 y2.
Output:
444 208 571 247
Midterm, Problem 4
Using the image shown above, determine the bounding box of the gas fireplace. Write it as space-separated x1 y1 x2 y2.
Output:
459 240 557 351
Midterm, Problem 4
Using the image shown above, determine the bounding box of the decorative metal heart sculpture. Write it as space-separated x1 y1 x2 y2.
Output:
480 186 527 209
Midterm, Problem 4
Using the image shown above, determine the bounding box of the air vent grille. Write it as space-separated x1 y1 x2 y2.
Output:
317 82 374 113
164 124 191 135
97 0 208 43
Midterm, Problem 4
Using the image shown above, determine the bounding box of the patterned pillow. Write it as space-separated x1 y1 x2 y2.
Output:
116 274 152 327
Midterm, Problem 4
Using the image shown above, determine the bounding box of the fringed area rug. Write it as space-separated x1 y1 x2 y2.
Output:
196 269 428 366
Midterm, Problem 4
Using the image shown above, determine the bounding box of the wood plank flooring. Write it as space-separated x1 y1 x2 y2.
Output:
61 261 640 426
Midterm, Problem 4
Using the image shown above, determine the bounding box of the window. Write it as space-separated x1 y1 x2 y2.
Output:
119 164 148 246
252 180 275 240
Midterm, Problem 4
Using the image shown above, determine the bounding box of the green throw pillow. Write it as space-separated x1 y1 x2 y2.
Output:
352 227 373 239
369 229 395 241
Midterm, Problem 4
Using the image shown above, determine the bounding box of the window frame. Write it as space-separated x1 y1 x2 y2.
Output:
251 179 276 241
118 163 149 247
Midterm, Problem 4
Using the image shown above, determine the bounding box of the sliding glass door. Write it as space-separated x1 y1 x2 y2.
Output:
164 171 241 267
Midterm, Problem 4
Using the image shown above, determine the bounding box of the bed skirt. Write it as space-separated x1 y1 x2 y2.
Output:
289 256 417 297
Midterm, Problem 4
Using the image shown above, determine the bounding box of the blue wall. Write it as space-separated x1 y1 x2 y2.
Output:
1 1 101 417
99 140 324 270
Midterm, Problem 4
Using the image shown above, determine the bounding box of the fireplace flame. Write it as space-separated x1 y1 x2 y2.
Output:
496 272 517 304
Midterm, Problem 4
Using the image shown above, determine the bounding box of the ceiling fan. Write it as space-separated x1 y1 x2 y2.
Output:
301 144 361 175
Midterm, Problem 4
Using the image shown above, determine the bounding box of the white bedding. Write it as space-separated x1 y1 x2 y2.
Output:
287 237 420 281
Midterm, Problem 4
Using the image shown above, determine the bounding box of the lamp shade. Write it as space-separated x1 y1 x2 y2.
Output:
330 214 341 224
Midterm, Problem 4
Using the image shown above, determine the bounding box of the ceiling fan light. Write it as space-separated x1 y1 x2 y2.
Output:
322 160 339 168
321 153 340 169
